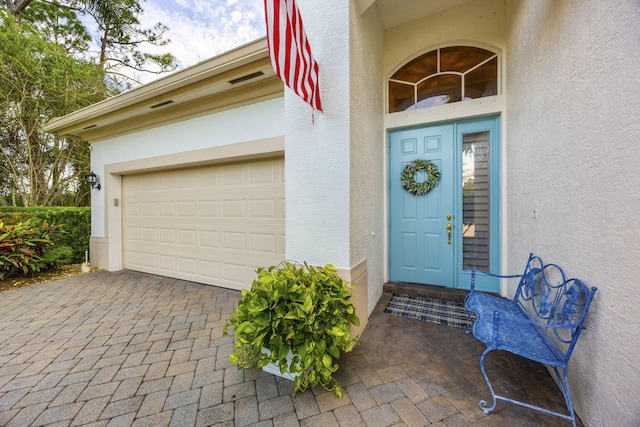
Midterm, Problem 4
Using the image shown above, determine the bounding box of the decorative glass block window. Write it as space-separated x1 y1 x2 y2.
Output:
389 46 498 113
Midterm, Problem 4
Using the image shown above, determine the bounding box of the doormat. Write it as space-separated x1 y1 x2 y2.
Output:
384 293 473 328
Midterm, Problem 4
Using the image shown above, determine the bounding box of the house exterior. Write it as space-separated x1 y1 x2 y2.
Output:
44 0 640 425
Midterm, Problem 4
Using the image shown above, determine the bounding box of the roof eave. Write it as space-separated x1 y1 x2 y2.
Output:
43 37 274 138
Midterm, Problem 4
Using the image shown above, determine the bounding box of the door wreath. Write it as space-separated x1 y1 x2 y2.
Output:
401 159 440 196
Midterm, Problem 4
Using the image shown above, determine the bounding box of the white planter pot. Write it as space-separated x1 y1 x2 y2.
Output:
261 348 301 381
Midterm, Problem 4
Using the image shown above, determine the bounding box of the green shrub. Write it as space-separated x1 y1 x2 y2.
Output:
40 245 75 268
223 262 360 398
0 219 55 280
0 207 90 264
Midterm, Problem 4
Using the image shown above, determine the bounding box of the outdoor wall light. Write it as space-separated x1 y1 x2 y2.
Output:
87 171 101 190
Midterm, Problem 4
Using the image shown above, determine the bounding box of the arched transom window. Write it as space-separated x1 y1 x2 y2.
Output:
388 46 498 113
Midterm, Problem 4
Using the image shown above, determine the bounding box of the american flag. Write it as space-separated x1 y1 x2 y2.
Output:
263 0 323 112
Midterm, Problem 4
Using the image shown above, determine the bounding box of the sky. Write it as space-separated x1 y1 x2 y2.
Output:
131 0 266 83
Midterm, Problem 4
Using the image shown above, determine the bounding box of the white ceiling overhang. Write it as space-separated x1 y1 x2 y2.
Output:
359 0 475 30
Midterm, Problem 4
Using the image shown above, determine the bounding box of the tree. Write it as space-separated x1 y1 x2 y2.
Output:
0 0 177 205
0 11 106 206
6 0 177 88
4 0 32 18
20 0 92 54
86 0 177 89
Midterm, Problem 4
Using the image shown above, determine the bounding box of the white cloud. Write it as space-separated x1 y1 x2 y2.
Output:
137 0 266 82
77 0 266 86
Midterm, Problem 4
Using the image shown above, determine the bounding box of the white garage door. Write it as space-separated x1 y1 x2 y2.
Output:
123 157 285 290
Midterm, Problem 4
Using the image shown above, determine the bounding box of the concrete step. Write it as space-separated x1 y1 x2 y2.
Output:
383 281 469 303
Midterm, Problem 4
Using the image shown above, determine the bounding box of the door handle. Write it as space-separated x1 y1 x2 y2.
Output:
446 223 452 245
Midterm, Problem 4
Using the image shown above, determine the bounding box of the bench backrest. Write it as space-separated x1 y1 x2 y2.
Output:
514 253 598 361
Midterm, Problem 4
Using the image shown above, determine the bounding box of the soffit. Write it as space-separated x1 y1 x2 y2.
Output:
363 0 475 30
43 38 283 142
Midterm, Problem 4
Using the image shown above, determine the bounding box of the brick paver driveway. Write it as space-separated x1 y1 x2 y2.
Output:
0 270 574 426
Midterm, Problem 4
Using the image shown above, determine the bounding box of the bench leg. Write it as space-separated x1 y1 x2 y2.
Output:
463 309 473 335
477 348 577 427
463 295 474 335
478 347 498 413
552 365 577 427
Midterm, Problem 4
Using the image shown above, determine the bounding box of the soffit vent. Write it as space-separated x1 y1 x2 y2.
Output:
229 71 265 85
150 100 175 109
83 124 98 130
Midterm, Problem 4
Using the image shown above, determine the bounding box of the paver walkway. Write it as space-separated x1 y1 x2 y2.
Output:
0 270 580 426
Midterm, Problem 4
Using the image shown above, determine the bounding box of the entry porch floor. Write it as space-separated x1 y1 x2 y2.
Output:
0 270 581 426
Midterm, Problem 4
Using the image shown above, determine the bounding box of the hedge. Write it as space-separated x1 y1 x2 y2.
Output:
0 207 90 265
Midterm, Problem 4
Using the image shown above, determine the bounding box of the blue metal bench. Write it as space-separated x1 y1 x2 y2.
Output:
464 253 597 427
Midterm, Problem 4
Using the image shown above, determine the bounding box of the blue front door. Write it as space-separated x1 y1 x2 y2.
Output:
389 118 501 291
389 124 455 286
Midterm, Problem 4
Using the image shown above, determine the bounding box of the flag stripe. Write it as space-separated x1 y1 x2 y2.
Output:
264 0 322 112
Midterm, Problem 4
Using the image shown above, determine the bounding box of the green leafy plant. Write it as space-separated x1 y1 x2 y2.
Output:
0 219 55 280
1 207 90 265
223 262 360 398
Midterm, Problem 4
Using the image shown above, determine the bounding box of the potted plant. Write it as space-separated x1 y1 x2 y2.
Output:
223 261 360 398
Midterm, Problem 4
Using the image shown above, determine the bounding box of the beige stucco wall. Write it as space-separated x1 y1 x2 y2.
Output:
284 0 351 271
349 2 385 314
284 0 386 316
506 0 640 425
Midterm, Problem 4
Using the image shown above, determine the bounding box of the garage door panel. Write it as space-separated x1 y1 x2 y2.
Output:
158 255 176 271
158 173 176 189
222 200 245 218
142 175 158 191
223 262 245 282
177 231 196 248
124 157 285 290
222 164 247 186
158 202 176 217
200 231 220 248
159 228 176 244
221 231 246 252
250 199 277 219
250 162 279 184
142 203 157 216
142 253 158 268
178 170 197 188
142 228 157 243
126 251 141 266
199 201 219 217
126 241 284 258
178 201 197 217
178 257 197 274
126 226 142 241
199 168 221 187
250 233 279 254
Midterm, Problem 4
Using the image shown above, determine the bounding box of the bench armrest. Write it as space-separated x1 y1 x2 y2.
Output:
468 269 522 292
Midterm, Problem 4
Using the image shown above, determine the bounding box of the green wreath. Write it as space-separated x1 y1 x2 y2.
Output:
401 159 440 196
